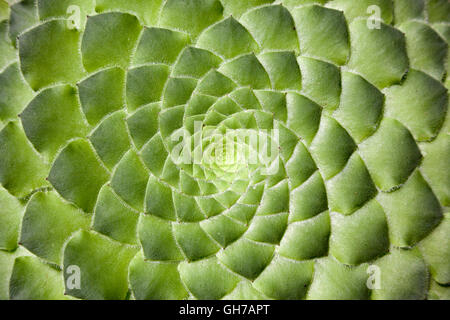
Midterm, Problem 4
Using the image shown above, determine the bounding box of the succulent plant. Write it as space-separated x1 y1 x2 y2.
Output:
0 0 449 300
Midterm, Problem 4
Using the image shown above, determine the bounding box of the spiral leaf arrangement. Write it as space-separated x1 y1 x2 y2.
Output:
0 0 449 300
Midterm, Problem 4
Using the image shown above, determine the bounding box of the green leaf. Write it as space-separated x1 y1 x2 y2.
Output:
9 256 68 300
159 0 223 38
197 17 259 59
289 171 327 222
286 93 321 144
21 85 89 162
0 21 16 70
419 213 450 285
253 256 314 300
393 0 425 25
132 27 189 65
178 257 240 299
9 0 39 47
220 0 274 18
285 141 317 189
245 212 288 244
63 230 137 300
329 199 389 265
222 281 268 300
0 121 48 197
126 65 169 112
180 171 200 196
256 180 289 215
0 247 30 300
173 222 220 261
325 153 377 215
140 133 168 176
89 111 131 170
19 19 85 90
348 19 408 88
400 20 447 80
48 138 109 213
327 0 394 23
219 54 271 89
38 0 95 29
241 5 299 53
0 0 9 22
428 280 450 300
173 46 221 79
385 69 448 141
377 170 442 247
196 71 236 97
259 52 302 91
110 149 149 212
144 175 176 221
254 90 287 122
333 71 384 143
420 125 450 206
426 0 450 23
371 248 428 300
0 186 23 251
292 5 349 65
298 56 340 110
95 0 163 25
359 118 422 191
138 214 183 261
129 252 188 300
230 87 262 110
162 77 197 109
0 62 34 123
224 203 257 224
306 257 369 300
200 213 246 247
217 237 274 280
159 105 185 138
279 211 330 260
93 185 139 245
77 67 125 126
127 103 160 150
20 191 90 265
81 12 142 72
309 116 356 180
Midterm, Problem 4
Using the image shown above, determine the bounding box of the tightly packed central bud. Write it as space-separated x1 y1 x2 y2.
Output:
169 121 280 183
